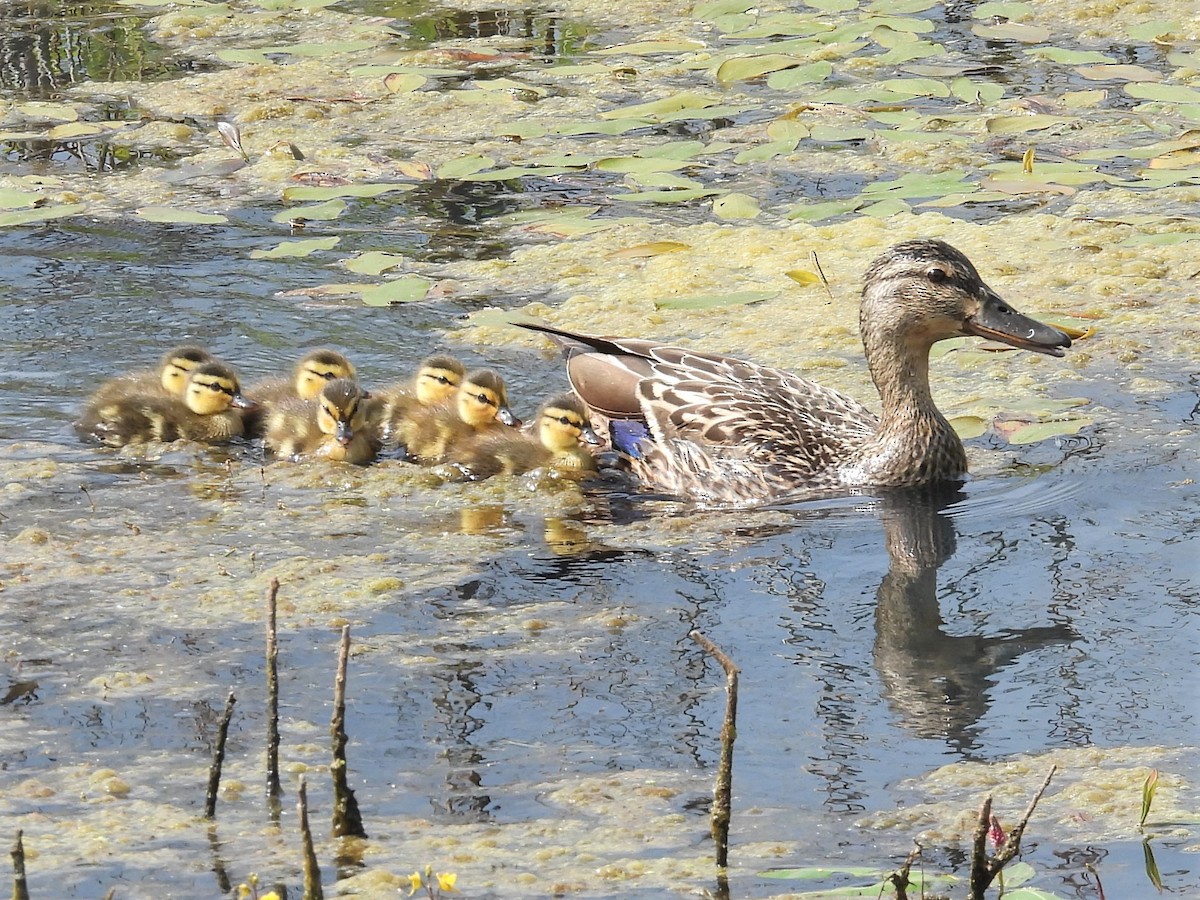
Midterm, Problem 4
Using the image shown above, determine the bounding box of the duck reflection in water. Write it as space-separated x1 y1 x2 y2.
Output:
871 484 1076 753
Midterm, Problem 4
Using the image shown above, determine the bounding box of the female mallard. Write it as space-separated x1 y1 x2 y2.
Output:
517 239 1071 505
75 361 252 446
376 354 467 446
245 348 357 434
265 378 377 464
392 368 518 463
451 393 600 478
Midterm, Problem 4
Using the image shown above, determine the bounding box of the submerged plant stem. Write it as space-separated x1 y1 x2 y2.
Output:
266 577 283 818
689 629 740 871
331 625 367 838
204 690 237 820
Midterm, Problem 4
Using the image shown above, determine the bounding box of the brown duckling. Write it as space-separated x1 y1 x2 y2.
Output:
452 393 600 478
90 345 216 403
264 378 377 464
245 348 357 433
75 361 251 446
376 354 467 445
395 368 518 463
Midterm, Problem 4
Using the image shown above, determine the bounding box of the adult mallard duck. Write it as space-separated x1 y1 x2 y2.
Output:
394 368 518 463
451 392 600 478
376 354 466 446
517 239 1072 505
264 378 377 464
245 348 357 433
75 361 252 446
90 345 217 402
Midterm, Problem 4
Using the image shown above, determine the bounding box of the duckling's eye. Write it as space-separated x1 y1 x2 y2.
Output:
476 392 494 406
926 266 949 284
558 416 575 427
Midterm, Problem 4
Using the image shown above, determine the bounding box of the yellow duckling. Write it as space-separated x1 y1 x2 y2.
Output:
264 379 377 464
90 345 216 402
376 354 466 446
452 393 600 478
246 348 357 433
75 361 251 446
397 368 518 463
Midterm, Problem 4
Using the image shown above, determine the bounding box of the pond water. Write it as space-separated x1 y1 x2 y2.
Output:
2 0 1199 898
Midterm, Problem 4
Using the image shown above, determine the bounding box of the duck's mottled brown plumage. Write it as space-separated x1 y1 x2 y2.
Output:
518 239 1071 506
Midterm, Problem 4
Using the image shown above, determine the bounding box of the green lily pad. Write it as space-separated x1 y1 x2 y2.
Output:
0 189 40 210
595 156 688 174
135 207 229 225
272 200 348 223
628 171 705 189
216 48 272 64
862 171 977 199
47 122 110 139
786 198 863 222
655 290 777 310
864 14 934 33
767 119 811 142
343 251 407 275
1074 64 1161 82
553 118 652 136
716 54 803 84
949 415 988 439
809 124 874 142
437 154 495 179
1025 47 1114 64
972 0 1032 17
15 101 79 121
611 188 725 204
760 866 886 880
767 60 833 89
735 140 799 163
599 92 721 121
282 183 412 202
806 0 858 11
593 39 707 55
461 165 576 181
1004 417 1092 444
1125 82 1200 104
0 203 87 227
1126 20 1178 41
383 72 426 93
973 21 1050 42
951 77 1006 103
880 76 951 97
249 237 340 259
360 275 432 306
712 193 761 219
985 114 1067 134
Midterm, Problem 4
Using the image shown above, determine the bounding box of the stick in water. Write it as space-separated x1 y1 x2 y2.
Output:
204 690 237 820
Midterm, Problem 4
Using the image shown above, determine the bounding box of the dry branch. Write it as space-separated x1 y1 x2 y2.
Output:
266 577 283 817
298 776 324 900
204 690 237 819
12 830 29 900
330 625 367 838
968 766 1057 900
688 629 740 870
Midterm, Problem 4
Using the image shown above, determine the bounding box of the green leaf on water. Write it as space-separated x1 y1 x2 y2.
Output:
360 276 431 306
47 122 111 139
15 101 78 122
760 866 883 880
809 124 875 142
806 0 858 11
972 0 1033 18
607 241 691 259
215 48 272 64
553 118 651 136
950 415 988 439
593 39 707 55
1125 82 1200 104
383 72 426 93
972 21 1050 42
628 171 705 189
1025 46 1114 64
693 0 754 17
0 189 41 210
343 251 407 275
786 198 862 222
859 197 911 217
611 188 725 204
599 92 722 121
735 140 798 163
282 183 412 201
712 192 761 219
460 166 575 181
767 60 833 89
0 203 87 228
250 237 340 259
655 290 777 310
641 140 708 160
437 154 495 179
135 207 229 225
1074 63 1161 82
767 119 811 142
1004 417 1092 444
951 77 1006 103
985 114 1067 134
1126 20 1178 41
271 199 347 223
864 14 934 33
999 890 1073 900
595 156 688 174
715 54 803 84
1003 862 1037 887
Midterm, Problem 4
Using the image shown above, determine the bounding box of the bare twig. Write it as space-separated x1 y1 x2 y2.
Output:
810 250 833 301
330 626 367 838
204 691 237 820
12 830 29 900
688 629 740 870
298 776 324 900
887 842 923 900
266 578 283 818
968 766 1057 900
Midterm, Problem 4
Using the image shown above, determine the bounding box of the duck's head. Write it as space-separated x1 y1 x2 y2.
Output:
184 362 252 416
294 349 356 399
862 239 1072 358
316 378 370 446
537 393 600 452
159 346 216 396
456 369 519 427
414 354 466 405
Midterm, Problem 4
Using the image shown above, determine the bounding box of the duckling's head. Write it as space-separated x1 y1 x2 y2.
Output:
316 378 370 446
537 393 600 452
294 349 356 399
414 355 466 405
861 239 1071 357
184 362 252 416
456 369 518 428
159 346 216 396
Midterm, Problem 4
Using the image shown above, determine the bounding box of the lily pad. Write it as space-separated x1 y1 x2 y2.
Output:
249 237 340 259
599 92 721 122
949 415 988 439
1000 417 1093 444
735 140 799 163
47 122 111 139
0 203 87 228
593 39 707 55
383 72 426 93
461 166 576 181
1074 64 1161 82
1026 47 1114 64
271 199 347 223
610 188 725 204
767 61 833 89
0 189 41 210
135 207 229 225
973 21 1050 42
1125 82 1200 104
437 154 495 179
282 183 411 201
786 198 863 222
712 193 761 219
608 241 691 259
360 275 432 306
344 251 407 275
716 54 803 85
985 114 1067 134
655 290 777 310
15 102 78 122
595 156 688 174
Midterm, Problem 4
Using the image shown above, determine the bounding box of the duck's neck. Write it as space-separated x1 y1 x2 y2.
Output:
853 335 967 486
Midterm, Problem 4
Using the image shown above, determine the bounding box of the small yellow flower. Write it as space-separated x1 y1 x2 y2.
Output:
435 871 457 892
406 871 424 896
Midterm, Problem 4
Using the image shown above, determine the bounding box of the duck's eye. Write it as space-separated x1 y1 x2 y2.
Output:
476 393 494 406
558 416 574 427
926 266 949 284
435 375 451 385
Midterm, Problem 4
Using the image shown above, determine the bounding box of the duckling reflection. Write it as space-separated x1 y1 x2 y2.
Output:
871 485 1076 753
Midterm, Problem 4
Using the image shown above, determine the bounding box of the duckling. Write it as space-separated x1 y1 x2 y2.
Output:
264 378 377 464
452 393 600 478
376 354 466 445
90 345 216 403
395 368 518 463
245 348 357 433
75 361 251 446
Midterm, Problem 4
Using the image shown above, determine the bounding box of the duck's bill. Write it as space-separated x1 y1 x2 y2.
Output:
231 393 257 409
335 421 354 445
497 407 521 427
965 292 1072 357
